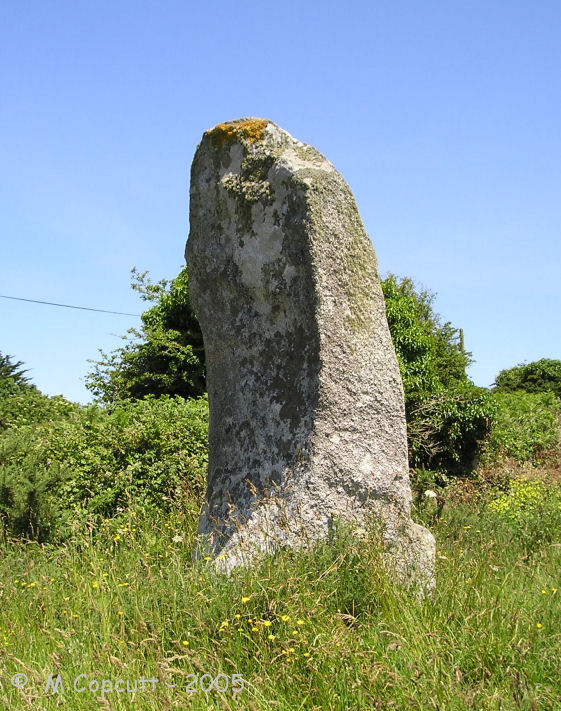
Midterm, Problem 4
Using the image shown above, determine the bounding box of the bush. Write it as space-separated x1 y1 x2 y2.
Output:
382 274 493 477
481 391 560 466
493 358 561 399
0 395 209 542
407 385 495 479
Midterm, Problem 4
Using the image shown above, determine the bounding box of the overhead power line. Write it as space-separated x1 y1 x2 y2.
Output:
0 294 140 317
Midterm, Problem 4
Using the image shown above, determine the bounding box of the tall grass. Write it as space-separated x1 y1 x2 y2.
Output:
1 479 560 710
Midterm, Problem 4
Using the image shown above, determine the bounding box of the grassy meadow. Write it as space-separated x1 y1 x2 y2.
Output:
1 468 560 710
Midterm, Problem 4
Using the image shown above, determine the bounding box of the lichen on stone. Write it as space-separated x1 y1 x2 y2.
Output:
208 118 269 147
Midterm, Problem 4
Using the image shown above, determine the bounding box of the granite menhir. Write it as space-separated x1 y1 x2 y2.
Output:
185 118 435 591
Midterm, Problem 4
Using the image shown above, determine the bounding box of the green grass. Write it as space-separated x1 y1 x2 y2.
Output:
1 480 560 710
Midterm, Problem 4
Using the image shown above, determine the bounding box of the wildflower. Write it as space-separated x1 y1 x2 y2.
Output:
552 588 558 593
203 556 212 561
237 628 243 632
288 647 295 653
118 583 129 587
296 619 305 626
303 652 310 657
26 582 37 588
241 596 250 604
251 627 258 633
463 525 472 530
220 621 229 629
234 614 241 620
281 615 290 622
263 620 272 627
541 589 547 594
267 634 275 640
536 623 543 629
182 640 189 646
117 611 123 616
92 582 99 589
465 578 472 584
292 630 299 635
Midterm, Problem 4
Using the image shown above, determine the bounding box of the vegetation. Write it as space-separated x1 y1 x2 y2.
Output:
86 267 205 404
1 477 561 709
481 391 560 468
1 266 559 708
0 380 208 543
493 358 561 400
0 352 30 386
381 275 494 481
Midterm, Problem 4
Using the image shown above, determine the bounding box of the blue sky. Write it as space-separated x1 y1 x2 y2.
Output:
1 1 560 403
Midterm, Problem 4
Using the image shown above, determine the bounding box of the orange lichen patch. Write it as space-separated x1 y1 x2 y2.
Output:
208 118 269 147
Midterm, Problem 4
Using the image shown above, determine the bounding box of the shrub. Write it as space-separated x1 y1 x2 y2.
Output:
0 395 209 542
481 391 560 466
382 274 493 477
493 358 561 399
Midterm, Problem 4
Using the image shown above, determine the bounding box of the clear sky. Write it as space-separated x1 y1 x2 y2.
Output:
1 1 560 403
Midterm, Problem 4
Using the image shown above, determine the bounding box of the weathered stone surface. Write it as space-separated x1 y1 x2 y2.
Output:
185 118 435 590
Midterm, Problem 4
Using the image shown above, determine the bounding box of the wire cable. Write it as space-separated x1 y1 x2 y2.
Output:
0 294 140 317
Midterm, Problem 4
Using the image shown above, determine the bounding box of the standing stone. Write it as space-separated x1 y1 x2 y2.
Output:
185 118 435 590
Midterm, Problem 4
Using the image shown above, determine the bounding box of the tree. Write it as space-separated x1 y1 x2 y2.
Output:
381 274 493 478
493 359 561 400
0 352 30 386
86 267 205 404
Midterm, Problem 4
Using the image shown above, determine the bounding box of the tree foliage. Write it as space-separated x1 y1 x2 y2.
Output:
381 274 493 478
0 352 30 386
86 267 205 404
493 358 561 400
